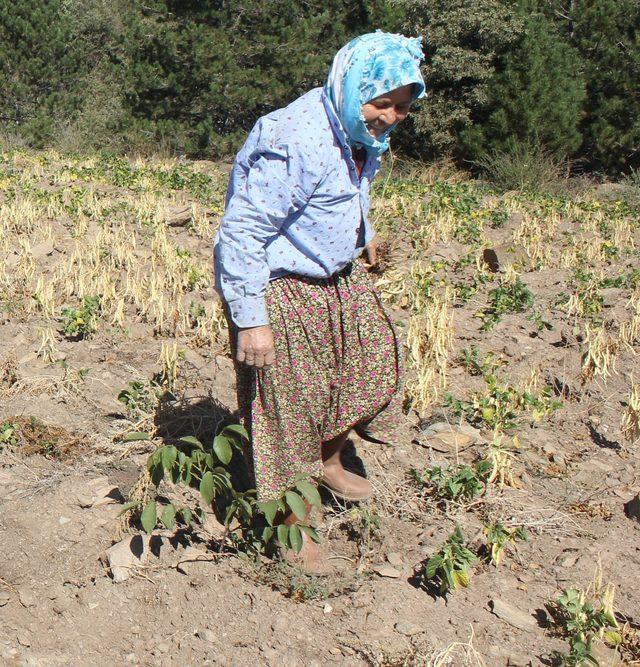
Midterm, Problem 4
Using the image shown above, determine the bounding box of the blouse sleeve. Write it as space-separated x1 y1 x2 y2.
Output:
215 143 320 328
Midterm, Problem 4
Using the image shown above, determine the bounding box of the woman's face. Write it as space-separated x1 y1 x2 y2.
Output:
361 84 414 139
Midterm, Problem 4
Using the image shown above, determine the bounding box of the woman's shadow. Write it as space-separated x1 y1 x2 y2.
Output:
153 392 253 493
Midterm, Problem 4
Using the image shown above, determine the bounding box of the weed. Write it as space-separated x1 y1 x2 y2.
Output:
411 460 491 505
482 522 527 566
60 295 101 339
475 138 568 195
458 345 504 377
343 504 382 559
424 526 477 596
481 277 534 330
445 375 562 434
548 586 620 666
0 420 20 449
117 380 162 418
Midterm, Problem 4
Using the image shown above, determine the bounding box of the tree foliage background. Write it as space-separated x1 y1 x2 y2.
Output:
0 0 637 174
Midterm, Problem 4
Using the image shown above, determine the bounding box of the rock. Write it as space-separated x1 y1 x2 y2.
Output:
372 564 401 579
124 652 138 663
591 643 622 665
166 206 192 227
0 590 10 606
558 554 579 568
76 493 95 508
394 621 423 636
489 599 537 632
386 552 404 568
92 485 125 507
176 546 211 575
104 535 149 583
323 603 333 615
624 494 640 523
78 480 124 508
59 516 71 525
52 599 72 615
272 617 288 633
196 629 216 643
16 630 31 647
17 586 37 608
417 422 475 451
507 655 533 667
31 241 55 259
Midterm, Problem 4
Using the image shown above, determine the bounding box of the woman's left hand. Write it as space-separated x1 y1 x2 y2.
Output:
363 236 378 268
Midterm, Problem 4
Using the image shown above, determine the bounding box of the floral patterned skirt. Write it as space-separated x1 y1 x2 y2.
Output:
231 261 404 500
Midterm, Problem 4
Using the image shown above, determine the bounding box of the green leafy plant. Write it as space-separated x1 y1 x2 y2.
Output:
411 460 492 505
549 587 620 666
445 374 562 433
483 521 527 566
117 380 162 418
481 277 534 330
343 504 382 558
0 420 20 449
60 295 101 339
254 479 321 555
424 525 477 596
458 345 504 376
126 424 321 557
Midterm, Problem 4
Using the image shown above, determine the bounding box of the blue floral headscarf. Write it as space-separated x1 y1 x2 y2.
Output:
324 31 426 156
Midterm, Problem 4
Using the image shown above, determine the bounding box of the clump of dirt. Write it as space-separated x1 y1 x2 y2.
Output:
0 415 86 461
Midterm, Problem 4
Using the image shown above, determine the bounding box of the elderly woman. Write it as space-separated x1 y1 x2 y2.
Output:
215 31 425 571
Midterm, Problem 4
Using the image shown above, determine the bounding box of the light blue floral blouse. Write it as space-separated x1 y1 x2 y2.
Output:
214 86 381 328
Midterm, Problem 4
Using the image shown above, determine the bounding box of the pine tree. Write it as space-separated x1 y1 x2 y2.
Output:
0 1 82 146
465 0 585 160
567 0 640 173
396 0 523 160
120 0 394 155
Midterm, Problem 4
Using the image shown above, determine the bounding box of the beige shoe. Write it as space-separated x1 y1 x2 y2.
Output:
321 466 372 502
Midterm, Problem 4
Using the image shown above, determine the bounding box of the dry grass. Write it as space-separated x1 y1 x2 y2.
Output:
405 287 454 414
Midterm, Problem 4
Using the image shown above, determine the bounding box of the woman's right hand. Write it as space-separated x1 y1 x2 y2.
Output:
236 325 276 368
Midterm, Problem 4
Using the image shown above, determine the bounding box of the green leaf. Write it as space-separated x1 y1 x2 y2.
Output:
221 424 249 441
284 491 307 521
262 526 274 543
140 501 157 533
238 498 254 517
453 569 470 588
298 524 320 543
257 500 280 526
276 523 290 548
122 431 150 442
183 461 193 485
161 445 178 471
149 461 164 487
289 524 303 553
295 480 321 507
213 435 233 465
117 500 141 516
199 471 215 505
180 507 193 526
161 503 176 529
180 435 204 450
